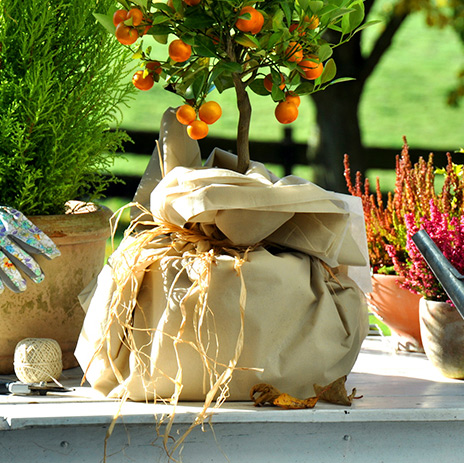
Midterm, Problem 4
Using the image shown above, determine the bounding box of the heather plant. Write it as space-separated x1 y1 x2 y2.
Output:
390 203 464 302
0 0 134 216
344 137 464 274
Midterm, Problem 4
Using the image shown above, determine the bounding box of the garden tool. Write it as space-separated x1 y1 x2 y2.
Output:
412 229 464 320
0 206 61 294
0 379 73 396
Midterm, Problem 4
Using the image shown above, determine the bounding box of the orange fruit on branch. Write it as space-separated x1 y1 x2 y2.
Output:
299 56 323 80
132 70 154 91
275 101 299 124
264 73 285 92
113 9 127 26
185 0 202 5
127 8 144 26
304 15 320 29
187 120 209 140
176 105 197 125
115 23 139 45
289 22 306 36
199 101 222 124
146 61 162 75
169 39 192 62
235 6 264 34
285 41 303 63
285 91 301 107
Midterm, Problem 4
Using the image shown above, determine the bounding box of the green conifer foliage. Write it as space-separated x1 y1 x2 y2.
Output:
0 0 134 215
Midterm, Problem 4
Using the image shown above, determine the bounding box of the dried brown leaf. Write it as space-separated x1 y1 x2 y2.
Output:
314 375 361 406
273 393 319 409
250 383 282 407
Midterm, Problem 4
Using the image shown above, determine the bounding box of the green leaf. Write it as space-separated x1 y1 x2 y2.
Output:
249 78 269 96
132 45 144 59
329 77 355 84
244 34 261 48
93 13 115 34
267 31 283 51
353 19 381 34
118 0 131 10
154 34 168 44
150 24 173 35
270 67 282 83
131 0 148 8
191 71 208 99
280 1 292 25
183 10 215 29
235 34 260 49
295 81 315 94
193 36 218 58
271 84 285 102
214 74 234 93
341 1 364 35
172 0 183 11
320 58 336 84
317 43 332 61
324 8 354 25
152 2 174 13
152 12 170 24
308 1 324 13
297 0 310 11
217 61 243 73
272 9 284 30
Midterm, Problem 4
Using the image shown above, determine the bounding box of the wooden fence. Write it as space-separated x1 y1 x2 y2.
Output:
105 127 453 199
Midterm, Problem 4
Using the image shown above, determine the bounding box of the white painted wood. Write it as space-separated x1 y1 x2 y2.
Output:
1 338 464 462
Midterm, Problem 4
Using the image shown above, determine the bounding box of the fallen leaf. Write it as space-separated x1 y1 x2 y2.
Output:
313 376 362 406
250 376 362 410
250 384 319 409
250 383 281 406
273 393 319 409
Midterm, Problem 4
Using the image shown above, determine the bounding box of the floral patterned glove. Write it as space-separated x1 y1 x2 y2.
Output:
0 207 61 293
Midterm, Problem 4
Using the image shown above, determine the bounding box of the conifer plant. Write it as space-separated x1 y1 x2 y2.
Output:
0 0 134 216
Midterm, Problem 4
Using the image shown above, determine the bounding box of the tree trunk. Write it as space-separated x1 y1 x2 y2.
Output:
310 34 366 192
311 79 365 192
309 2 409 192
233 73 251 174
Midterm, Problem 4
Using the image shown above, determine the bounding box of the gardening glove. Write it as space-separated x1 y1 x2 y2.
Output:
0 206 61 294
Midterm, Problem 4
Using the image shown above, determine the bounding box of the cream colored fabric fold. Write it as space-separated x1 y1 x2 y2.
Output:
76 241 368 401
76 108 370 403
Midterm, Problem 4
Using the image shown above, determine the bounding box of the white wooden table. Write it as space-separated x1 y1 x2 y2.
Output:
1 338 464 463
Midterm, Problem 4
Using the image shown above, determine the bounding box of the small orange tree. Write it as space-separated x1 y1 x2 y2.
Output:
97 0 369 173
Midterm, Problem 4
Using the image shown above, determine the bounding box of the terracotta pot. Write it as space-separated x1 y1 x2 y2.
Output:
419 298 464 379
368 274 422 349
0 202 112 374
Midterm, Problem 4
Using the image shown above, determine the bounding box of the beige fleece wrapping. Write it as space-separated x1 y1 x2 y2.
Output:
75 108 370 402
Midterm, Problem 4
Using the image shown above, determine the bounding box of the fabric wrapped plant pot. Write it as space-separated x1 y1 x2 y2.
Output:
77 234 368 401
76 108 371 403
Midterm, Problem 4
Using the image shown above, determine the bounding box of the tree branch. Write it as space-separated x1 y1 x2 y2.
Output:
360 10 409 82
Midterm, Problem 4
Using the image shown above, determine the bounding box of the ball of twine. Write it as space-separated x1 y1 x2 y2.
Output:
14 338 63 383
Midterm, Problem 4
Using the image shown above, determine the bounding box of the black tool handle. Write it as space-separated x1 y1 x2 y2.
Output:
0 380 12 395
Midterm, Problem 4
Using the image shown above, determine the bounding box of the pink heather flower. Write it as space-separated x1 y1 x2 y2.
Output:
400 201 464 303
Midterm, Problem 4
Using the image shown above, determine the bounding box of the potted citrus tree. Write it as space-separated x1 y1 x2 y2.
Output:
0 0 134 372
344 138 464 350
74 1 374 456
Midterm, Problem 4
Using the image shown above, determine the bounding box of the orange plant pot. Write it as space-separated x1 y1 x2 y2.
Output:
368 274 422 348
